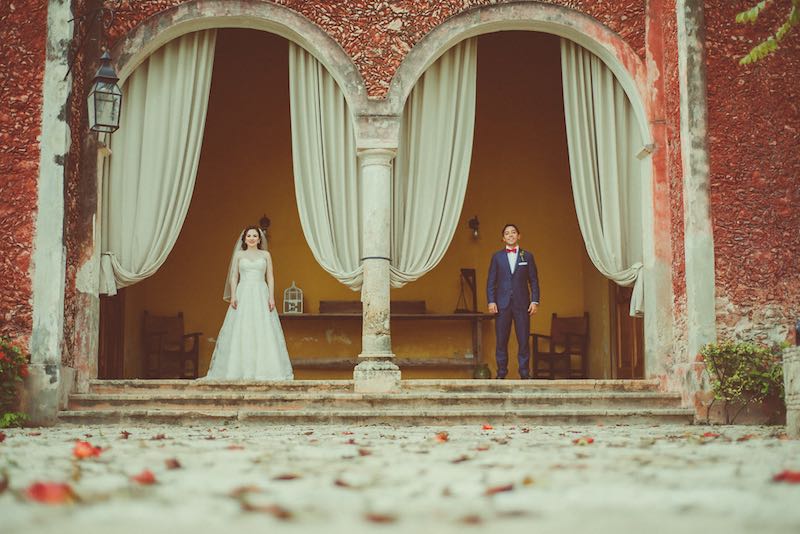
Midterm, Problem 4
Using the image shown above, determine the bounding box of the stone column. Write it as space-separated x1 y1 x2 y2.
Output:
22 0 74 425
784 346 800 438
677 0 717 357
353 148 401 393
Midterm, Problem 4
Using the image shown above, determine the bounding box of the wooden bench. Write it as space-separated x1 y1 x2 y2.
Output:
280 300 494 370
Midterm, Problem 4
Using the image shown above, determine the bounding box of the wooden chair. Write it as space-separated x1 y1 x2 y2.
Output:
531 312 590 379
142 311 202 379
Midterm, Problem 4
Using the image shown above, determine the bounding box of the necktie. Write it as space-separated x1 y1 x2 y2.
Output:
506 248 517 254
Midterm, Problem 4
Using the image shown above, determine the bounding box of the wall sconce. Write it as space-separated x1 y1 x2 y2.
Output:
65 1 124 135
87 51 122 133
468 215 480 239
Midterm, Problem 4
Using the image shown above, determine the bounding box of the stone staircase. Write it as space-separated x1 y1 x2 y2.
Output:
60 379 696 425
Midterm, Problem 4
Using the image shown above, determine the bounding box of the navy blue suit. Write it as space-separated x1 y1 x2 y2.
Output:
487 248 540 378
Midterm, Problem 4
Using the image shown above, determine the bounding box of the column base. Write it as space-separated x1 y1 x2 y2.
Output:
354 357 401 393
19 363 64 426
783 348 800 438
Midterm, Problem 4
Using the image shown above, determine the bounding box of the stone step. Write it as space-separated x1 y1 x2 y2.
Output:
58 407 695 426
87 378 662 395
68 391 682 411
88 379 354 394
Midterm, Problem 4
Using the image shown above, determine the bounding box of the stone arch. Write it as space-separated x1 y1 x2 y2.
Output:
383 2 653 145
110 0 369 116
382 3 673 377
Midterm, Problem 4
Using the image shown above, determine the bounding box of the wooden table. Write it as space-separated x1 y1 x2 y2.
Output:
279 312 496 369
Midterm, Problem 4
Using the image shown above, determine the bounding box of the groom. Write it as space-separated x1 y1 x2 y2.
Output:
487 223 540 379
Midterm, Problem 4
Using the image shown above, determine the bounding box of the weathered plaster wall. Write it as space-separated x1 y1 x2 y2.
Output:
104 0 647 98
705 1 800 344
62 0 104 370
0 2 48 344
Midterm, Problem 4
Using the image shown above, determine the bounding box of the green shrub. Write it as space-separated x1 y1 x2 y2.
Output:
701 340 785 424
0 337 29 428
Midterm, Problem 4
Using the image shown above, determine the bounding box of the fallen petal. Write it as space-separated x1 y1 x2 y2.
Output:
25 482 77 504
365 513 396 523
73 441 102 459
773 470 800 483
482 424 494 431
242 502 293 520
131 469 157 485
485 483 514 495
165 458 182 470
435 431 450 443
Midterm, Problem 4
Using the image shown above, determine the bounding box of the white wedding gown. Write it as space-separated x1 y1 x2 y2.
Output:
204 255 294 380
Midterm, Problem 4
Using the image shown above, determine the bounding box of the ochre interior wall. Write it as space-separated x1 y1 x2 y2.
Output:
122 29 613 379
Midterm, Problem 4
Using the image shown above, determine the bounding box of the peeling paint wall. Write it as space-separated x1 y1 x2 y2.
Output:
705 1 800 345
104 0 648 98
0 1 48 345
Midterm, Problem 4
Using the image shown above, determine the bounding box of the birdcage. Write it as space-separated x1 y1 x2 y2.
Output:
283 281 303 314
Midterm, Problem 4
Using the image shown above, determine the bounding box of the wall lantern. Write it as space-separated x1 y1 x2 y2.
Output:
64 2 124 135
87 51 123 134
468 215 480 239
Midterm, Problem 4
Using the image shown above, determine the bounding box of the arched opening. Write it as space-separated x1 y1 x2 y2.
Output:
379 2 670 381
99 29 361 379
391 31 645 379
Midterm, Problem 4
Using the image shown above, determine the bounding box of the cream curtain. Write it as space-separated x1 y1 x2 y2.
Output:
288 43 363 288
100 30 217 295
390 38 477 287
288 40 477 290
560 39 645 316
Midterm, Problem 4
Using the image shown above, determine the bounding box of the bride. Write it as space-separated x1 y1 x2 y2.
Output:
203 226 294 380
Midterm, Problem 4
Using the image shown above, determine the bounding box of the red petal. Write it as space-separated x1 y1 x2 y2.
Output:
773 470 800 483
25 482 76 504
365 513 396 523
73 441 102 459
482 424 494 430
435 431 450 443
132 469 157 485
702 432 720 438
485 483 514 495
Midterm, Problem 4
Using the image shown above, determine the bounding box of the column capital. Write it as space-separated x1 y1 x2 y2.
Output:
357 147 397 168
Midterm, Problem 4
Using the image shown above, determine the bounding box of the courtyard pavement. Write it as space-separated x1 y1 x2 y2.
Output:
1 423 799 534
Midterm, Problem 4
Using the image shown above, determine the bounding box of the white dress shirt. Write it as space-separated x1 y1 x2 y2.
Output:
506 247 518 274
